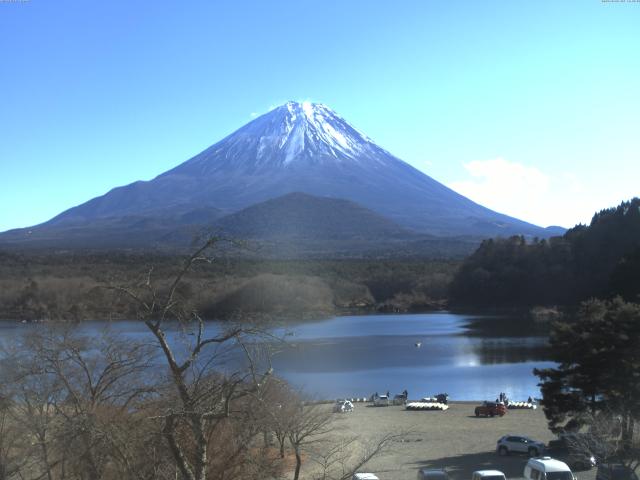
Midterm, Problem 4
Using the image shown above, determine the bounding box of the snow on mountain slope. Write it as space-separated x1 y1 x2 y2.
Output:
168 101 393 175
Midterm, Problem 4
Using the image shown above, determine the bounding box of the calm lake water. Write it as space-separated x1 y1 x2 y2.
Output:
269 313 553 401
0 312 553 401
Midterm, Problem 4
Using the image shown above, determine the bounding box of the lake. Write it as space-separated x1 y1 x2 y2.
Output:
269 312 553 401
0 312 553 401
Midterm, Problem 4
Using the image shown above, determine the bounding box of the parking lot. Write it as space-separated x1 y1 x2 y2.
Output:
320 402 598 480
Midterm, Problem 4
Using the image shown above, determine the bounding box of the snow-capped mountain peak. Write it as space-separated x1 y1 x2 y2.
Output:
274 101 368 163
256 101 383 163
174 101 392 174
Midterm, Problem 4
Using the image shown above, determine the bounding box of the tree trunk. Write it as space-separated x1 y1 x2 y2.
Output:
621 411 633 451
39 438 54 480
293 447 302 480
163 416 196 480
192 415 208 480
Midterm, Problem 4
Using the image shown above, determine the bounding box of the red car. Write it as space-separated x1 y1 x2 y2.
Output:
474 402 507 417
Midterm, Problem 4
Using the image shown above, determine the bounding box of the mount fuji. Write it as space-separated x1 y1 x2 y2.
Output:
1 101 561 252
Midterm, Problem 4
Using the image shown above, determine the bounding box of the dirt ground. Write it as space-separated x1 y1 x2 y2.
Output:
311 402 597 480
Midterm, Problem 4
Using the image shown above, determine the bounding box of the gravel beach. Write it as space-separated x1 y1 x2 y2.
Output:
311 402 597 480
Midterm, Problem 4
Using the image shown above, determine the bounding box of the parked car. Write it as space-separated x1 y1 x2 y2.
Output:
421 394 449 404
472 470 506 480
596 464 639 480
497 435 545 456
546 438 596 470
418 469 450 480
393 393 408 405
475 401 507 417
524 457 575 480
333 399 354 413
374 394 390 407
353 474 379 480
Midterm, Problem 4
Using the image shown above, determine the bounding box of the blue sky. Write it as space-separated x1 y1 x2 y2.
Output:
1 0 639 231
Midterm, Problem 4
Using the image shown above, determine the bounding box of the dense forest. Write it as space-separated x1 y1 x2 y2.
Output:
450 198 640 307
0 252 457 321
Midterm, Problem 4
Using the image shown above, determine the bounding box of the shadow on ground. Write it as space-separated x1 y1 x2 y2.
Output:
412 451 529 480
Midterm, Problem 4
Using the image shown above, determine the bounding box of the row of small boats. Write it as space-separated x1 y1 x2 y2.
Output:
507 401 537 409
405 401 449 411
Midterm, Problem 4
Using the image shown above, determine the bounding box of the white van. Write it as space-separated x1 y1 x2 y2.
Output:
472 470 507 480
352 474 379 480
525 457 575 480
373 394 390 407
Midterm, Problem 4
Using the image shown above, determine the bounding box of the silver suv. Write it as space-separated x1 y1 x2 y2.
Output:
497 435 545 457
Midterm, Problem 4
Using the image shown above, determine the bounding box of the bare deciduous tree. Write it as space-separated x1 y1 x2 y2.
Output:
111 237 275 480
286 402 334 480
0 395 29 480
0 237 398 480
309 431 402 480
1 326 165 480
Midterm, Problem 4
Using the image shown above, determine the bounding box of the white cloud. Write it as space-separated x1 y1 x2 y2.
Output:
451 157 550 198
448 157 601 228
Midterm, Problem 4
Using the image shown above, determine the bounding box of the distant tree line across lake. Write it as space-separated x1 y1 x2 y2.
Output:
450 198 640 308
2 198 639 322
0 251 456 322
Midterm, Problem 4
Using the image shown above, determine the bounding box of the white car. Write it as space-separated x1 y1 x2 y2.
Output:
333 399 354 413
353 474 379 480
497 435 545 456
472 470 507 480
418 469 450 480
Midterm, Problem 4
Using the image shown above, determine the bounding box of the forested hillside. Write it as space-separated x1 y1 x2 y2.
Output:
450 198 640 307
